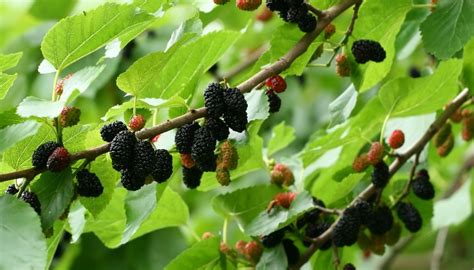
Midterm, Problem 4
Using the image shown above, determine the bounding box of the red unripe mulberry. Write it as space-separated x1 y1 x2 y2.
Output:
367 142 384 165
265 75 287 93
388 129 405 149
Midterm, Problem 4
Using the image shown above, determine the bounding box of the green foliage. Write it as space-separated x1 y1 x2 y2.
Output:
267 122 296 156
165 237 221 270
420 0 474 60
0 195 47 270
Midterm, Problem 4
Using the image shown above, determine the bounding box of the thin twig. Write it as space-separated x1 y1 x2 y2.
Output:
307 4 325 18
332 245 340 270
314 205 342 215
391 151 421 209
431 227 449 270
378 235 415 270
0 0 362 183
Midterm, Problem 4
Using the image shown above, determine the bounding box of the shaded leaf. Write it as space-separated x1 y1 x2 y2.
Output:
267 121 296 156
165 237 221 270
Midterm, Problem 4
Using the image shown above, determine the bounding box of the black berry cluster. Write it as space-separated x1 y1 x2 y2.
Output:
32 141 61 169
332 207 361 247
304 222 332 250
371 161 390 188
397 202 422 233
100 121 128 142
182 166 203 189
282 239 300 265
152 149 173 183
21 191 41 215
261 228 286 248
204 82 226 118
266 0 317 33
411 169 435 200
205 117 229 141
175 122 200 154
76 169 104 197
351 39 386 64
191 126 217 172
110 130 136 171
352 199 372 226
223 87 248 132
366 205 394 235
266 90 281 113
5 184 18 195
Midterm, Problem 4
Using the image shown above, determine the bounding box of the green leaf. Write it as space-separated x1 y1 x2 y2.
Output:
30 0 77 20
84 188 127 248
462 38 474 93
245 191 313 236
46 220 66 269
212 185 281 227
267 122 296 156
351 0 412 92
41 3 154 70
17 96 65 118
121 183 166 244
59 65 106 104
0 52 22 72
432 179 472 229
256 245 287 270
133 0 168 13
79 155 119 217
68 201 87 243
0 195 47 270
328 84 358 128
246 90 270 121
0 73 17 100
378 59 463 117
0 110 25 128
32 169 75 229
0 120 40 153
166 15 203 50
165 237 221 270
117 31 241 99
4 125 55 170
63 124 96 153
420 0 474 60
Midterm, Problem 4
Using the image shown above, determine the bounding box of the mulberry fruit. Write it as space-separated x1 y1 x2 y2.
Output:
351 40 386 64
270 163 294 186
191 127 217 171
100 121 128 142
182 166 203 189
436 133 454 157
59 106 81 127
286 5 307 23
5 184 18 195
129 114 146 131
409 67 421 78
132 141 156 178
244 241 263 263
388 129 405 149
236 0 262 11
204 83 226 118
462 114 474 141
261 228 285 248
371 161 390 188
216 166 231 186
180 153 195 169
265 75 287 93
433 123 452 147
397 202 422 233
274 192 296 209
352 154 369 172
110 130 136 171
120 169 145 191
266 0 287 12
214 0 229 4
305 221 332 250
217 140 239 170
336 53 351 77
367 142 384 165
223 111 248 132
21 191 41 215
205 117 229 141
282 239 300 265
367 206 394 235
267 90 282 113
343 263 356 270
175 122 200 154
352 200 372 225
324 23 336 39
151 149 173 183
32 141 60 168
411 169 435 200
76 169 104 197
332 207 361 247
47 147 71 172
298 13 317 33
223 87 248 113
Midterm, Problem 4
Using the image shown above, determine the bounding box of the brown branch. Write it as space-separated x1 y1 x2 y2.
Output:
0 0 361 183
290 88 471 270
307 4 325 18
314 205 342 216
379 235 415 270
220 45 268 81
391 151 421 209
431 227 449 270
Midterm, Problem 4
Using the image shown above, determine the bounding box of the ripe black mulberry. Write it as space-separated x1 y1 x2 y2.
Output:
110 130 136 171
351 40 386 64
267 90 281 113
205 117 229 141
223 88 248 113
204 83 226 118
32 141 60 169
371 161 390 188
175 122 200 154
367 205 394 235
223 111 248 132
100 121 128 142
76 169 104 197
332 207 361 247
282 239 300 265
132 140 156 178
261 228 285 248
21 191 41 215
411 169 435 200
397 202 422 233
120 168 145 191
151 149 173 183
298 13 317 33
182 166 203 189
5 184 18 195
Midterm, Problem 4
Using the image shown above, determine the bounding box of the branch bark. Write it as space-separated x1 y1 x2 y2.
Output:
290 88 471 270
0 0 362 183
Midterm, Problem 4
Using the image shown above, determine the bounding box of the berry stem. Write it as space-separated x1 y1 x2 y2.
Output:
133 96 137 116
332 245 341 270
306 4 325 18
391 151 421 209
412 3 434 8
222 217 229 244
51 70 60 101
379 97 400 144
314 205 342 215
16 177 33 198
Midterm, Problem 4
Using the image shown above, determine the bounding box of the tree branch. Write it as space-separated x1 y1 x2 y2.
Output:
0 0 362 183
290 88 471 270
